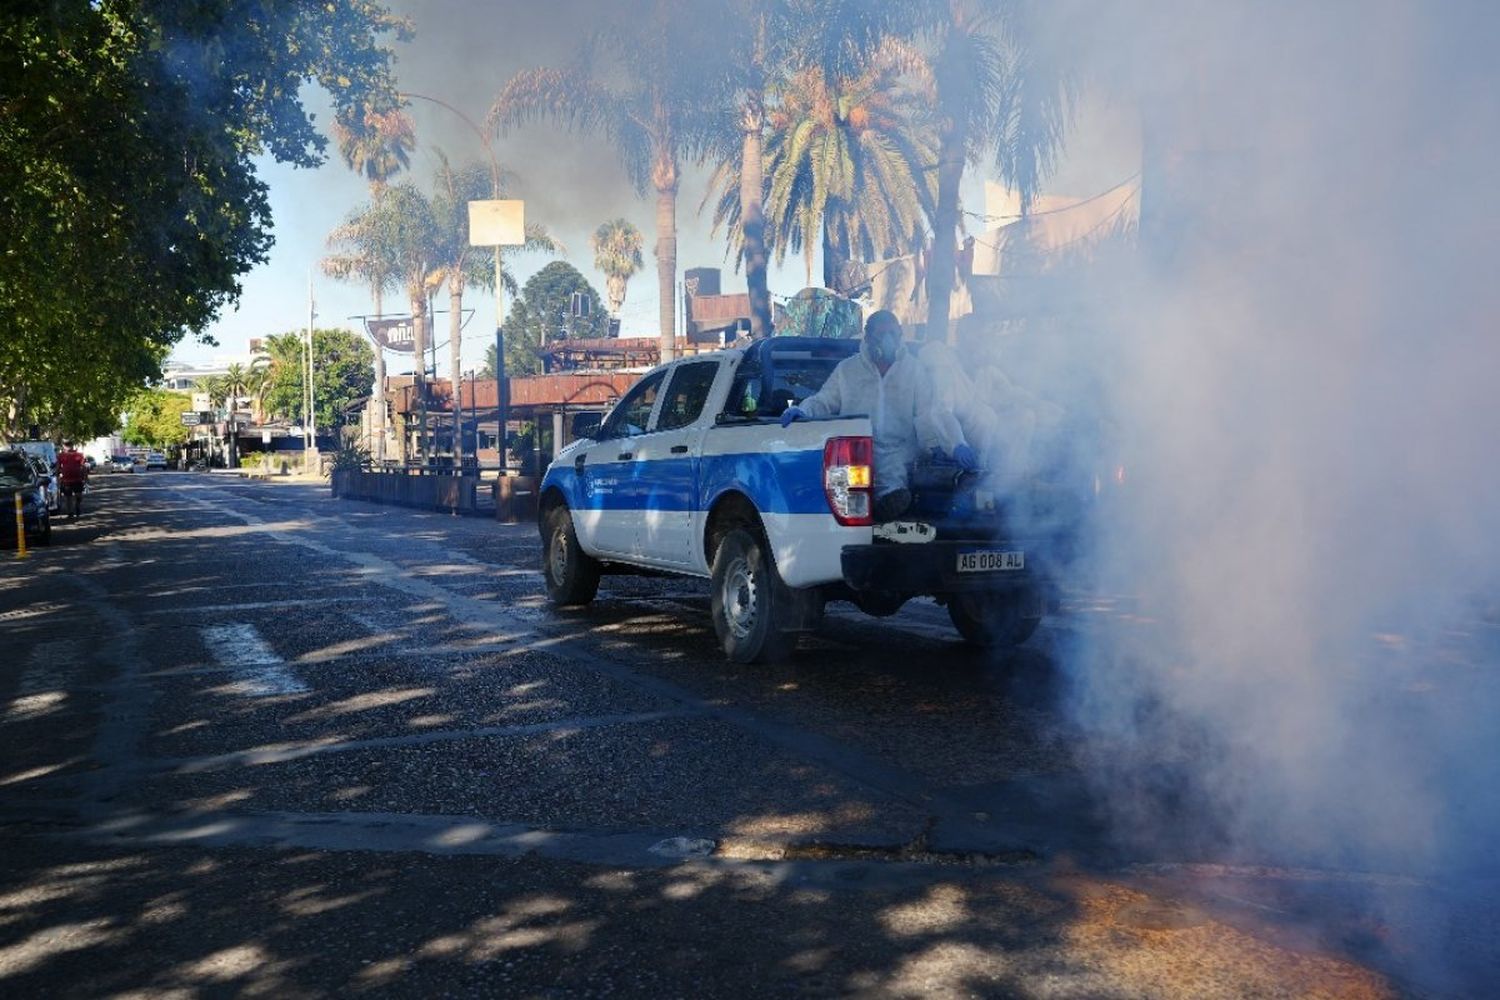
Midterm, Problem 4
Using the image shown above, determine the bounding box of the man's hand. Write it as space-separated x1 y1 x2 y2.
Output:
952 443 980 472
779 406 806 428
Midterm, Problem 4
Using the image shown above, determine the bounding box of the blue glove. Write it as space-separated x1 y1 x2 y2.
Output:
779 406 806 428
952 443 980 471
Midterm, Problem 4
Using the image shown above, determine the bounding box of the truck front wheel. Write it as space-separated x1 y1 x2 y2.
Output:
710 528 797 664
947 590 1042 648
542 505 600 607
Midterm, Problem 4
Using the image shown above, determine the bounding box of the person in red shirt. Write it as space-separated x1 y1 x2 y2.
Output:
56 441 87 518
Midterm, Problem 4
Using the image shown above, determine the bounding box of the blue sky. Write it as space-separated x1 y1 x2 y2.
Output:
184 1 1135 379
185 0 811 377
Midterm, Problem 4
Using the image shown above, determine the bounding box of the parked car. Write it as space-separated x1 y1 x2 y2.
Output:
145 451 167 470
0 449 51 547
109 455 135 473
14 440 58 474
22 452 59 513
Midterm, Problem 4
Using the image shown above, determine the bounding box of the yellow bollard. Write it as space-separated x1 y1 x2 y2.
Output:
14 493 27 559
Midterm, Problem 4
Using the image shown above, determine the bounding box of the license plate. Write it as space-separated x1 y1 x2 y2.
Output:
956 549 1025 573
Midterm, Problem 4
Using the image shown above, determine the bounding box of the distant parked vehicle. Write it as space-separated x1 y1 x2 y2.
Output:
109 455 135 473
0 449 51 546
22 453 59 512
14 440 58 473
145 451 167 470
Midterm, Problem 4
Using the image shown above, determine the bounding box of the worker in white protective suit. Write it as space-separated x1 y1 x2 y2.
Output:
913 340 1000 459
782 310 975 520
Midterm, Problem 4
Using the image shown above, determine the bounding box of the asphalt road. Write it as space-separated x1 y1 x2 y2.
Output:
1 472 1493 998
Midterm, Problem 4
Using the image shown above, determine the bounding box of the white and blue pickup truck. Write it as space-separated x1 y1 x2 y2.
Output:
538 337 1078 663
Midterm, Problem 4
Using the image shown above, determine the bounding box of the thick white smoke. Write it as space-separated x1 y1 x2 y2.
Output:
1037 0 1500 886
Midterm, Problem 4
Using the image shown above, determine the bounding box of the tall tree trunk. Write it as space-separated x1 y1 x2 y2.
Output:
740 97 772 338
606 275 626 317
372 349 387 463
653 179 678 363
227 402 239 469
926 118 966 344
449 279 464 467
370 286 387 464
821 216 841 292
410 292 427 463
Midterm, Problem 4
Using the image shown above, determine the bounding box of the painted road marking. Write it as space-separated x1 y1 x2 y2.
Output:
200 624 308 696
146 597 350 616
4 640 79 722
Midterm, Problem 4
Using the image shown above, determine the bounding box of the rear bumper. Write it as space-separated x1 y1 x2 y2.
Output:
841 540 1042 595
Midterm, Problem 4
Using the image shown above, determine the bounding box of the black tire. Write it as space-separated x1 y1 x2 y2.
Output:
542 505 600 606
35 513 51 546
947 590 1041 648
710 528 797 664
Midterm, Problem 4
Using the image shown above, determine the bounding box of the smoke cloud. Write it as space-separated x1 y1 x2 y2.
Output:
966 0 1500 988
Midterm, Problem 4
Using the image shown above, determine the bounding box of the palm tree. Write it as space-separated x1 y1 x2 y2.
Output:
490 2 724 362
256 332 309 424
332 106 416 190
245 358 272 425
590 219 645 317
924 1 1074 341
324 200 400 462
218 362 256 468
365 183 438 462
195 375 225 407
430 152 562 464
325 107 415 464
709 41 937 293
715 1 920 336
430 154 494 465
194 375 227 467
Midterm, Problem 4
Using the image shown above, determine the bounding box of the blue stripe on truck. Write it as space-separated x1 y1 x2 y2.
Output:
543 448 829 515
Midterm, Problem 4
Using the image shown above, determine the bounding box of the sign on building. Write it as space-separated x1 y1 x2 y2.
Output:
366 317 416 354
180 411 202 426
468 200 525 247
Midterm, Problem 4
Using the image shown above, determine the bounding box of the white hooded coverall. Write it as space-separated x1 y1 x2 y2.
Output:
797 340 961 498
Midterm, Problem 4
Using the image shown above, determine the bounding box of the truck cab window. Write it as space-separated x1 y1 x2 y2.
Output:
723 369 763 419
600 369 666 438
657 362 719 431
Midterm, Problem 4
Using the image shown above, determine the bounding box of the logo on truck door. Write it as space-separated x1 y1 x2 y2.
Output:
583 475 617 498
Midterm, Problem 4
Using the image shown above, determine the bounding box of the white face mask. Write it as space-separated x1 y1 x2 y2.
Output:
867 331 901 364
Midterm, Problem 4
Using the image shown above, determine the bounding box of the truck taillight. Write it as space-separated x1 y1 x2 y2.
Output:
823 436 873 526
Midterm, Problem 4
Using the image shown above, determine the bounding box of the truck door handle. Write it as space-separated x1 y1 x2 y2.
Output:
617 452 634 461
670 445 689 454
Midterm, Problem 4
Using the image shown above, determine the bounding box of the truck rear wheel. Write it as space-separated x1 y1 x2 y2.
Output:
542 505 600 607
710 528 797 664
947 590 1041 648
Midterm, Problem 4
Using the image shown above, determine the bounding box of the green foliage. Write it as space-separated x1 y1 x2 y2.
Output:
259 329 376 429
331 442 372 472
0 1 408 440
334 107 416 189
709 41 937 290
591 219 645 314
430 155 499 297
122 390 194 449
490 5 729 342
502 263 608 376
